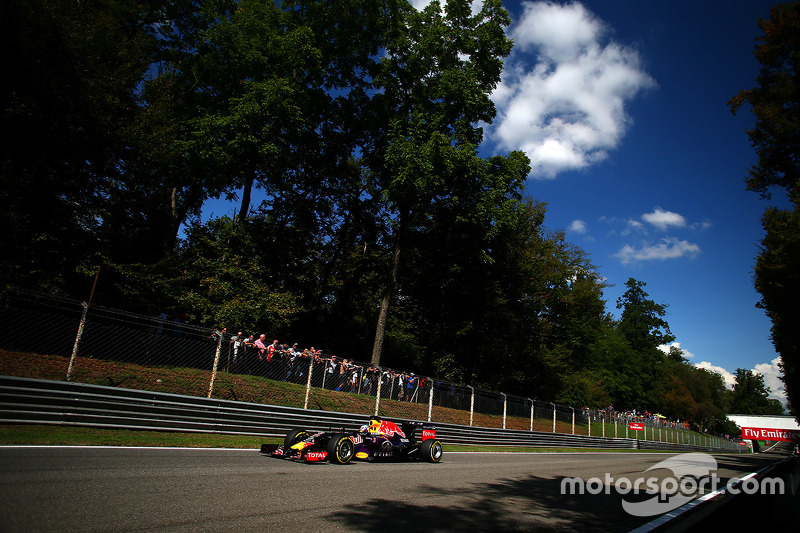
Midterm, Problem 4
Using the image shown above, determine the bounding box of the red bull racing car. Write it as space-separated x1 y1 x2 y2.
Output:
260 418 443 464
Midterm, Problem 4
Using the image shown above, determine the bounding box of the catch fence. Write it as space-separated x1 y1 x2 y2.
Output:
0 287 739 450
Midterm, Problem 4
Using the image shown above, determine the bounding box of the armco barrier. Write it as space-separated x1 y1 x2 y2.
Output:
0 375 740 453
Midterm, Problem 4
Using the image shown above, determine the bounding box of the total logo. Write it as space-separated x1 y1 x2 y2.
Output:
305 452 327 461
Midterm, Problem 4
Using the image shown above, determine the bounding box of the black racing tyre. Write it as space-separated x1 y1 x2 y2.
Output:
284 429 310 449
420 439 443 463
327 433 355 464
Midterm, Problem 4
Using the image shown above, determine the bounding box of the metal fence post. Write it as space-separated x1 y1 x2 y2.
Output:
427 378 434 422
303 356 314 410
528 398 534 432
500 393 507 429
588 410 591 437
374 367 383 416
207 331 224 398
468 386 474 427
66 302 88 381
551 402 556 433
571 407 575 435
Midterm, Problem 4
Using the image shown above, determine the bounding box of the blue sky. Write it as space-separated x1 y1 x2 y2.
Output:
203 0 788 406
471 0 787 405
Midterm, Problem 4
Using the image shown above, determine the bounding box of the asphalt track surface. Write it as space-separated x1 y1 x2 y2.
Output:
0 446 792 532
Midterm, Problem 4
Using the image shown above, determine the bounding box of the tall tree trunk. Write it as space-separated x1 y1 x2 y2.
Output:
237 174 254 224
371 210 407 366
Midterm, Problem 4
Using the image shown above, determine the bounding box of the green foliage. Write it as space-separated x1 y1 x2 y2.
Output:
731 368 785 415
729 1 800 420
1 0 742 428
0 0 159 292
755 201 800 418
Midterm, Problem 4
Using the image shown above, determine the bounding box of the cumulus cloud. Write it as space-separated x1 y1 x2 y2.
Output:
615 238 701 264
695 361 737 389
409 0 432 10
695 358 787 409
754 357 788 407
642 208 687 231
658 342 695 360
568 219 588 233
490 1 655 179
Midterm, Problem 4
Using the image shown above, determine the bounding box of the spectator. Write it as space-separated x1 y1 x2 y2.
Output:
255 334 268 377
313 352 326 386
266 339 279 379
363 366 377 395
336 359 350 391
230 331 243 372
283 343 297 382
326 356 340 389
242 334 255 374
170 313 187 337
208 327 227 344
267 339 279 362
406 373 417 401
396 372 406 401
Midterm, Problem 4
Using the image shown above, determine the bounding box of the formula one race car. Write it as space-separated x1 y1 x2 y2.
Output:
260 418 443 464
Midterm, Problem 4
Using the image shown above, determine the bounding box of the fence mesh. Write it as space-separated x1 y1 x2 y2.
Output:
0 287 740 449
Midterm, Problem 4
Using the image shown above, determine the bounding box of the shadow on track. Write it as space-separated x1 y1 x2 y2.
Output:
325 474 656 532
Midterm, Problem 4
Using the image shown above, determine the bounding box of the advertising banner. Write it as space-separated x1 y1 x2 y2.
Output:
741 427 800 442
629 422 644 431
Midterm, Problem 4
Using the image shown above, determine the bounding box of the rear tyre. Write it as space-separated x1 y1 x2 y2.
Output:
284 429 310 449
327 434 355 464
420 439 443 463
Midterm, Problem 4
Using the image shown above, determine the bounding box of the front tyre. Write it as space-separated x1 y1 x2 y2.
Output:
327 434 355 464
284 429 310 449
420 439 443 463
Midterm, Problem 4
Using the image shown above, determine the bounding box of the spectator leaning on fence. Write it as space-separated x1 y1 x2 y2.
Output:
326 355 339 389
230 332 243 370
254 334 268 377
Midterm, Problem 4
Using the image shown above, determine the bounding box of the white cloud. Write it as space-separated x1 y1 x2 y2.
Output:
695 358 787 410
658 342 695 359
695 361 737 389
642 208 687 231
568 219 588 233
490 1 655 179
621 218 644 236
615 238 701 264
754 357 787 407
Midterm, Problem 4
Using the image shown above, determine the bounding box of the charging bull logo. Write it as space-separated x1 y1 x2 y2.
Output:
368 419 406 438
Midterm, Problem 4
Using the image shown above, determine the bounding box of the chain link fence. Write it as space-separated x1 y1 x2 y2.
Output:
0 287 741 450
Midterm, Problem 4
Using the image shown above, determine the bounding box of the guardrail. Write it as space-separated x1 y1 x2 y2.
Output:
0 376 740 453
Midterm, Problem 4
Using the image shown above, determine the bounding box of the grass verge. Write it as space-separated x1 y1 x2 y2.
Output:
0 425 690 453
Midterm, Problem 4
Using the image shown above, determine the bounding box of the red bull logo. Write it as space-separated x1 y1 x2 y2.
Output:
368 419 406 438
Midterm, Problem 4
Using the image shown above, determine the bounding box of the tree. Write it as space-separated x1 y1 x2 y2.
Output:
616 278 674 353
0 0 160 291
362 0 528 366
729 1 800 419
615 278 675 406
731 368 785 415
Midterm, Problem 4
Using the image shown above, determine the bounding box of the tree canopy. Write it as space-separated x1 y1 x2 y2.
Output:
729 0 800 421
1 0 776 432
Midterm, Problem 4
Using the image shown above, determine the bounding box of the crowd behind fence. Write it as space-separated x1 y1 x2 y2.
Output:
0 287 742 450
